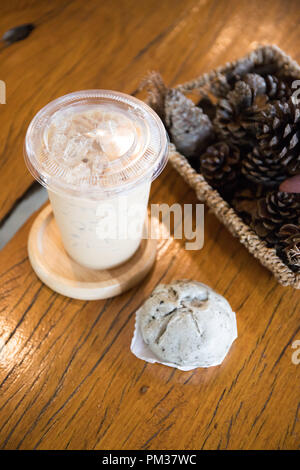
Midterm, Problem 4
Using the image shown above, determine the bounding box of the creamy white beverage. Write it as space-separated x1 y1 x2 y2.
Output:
24 90 168 270
46 107 151 269
48 182 150 269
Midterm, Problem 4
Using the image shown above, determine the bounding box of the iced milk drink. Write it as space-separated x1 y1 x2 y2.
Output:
24 90 168 270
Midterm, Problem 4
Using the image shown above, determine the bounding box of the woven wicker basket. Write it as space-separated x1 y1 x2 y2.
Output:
167 45 300 288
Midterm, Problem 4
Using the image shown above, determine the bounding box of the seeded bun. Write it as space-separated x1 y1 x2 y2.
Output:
138 280 237 367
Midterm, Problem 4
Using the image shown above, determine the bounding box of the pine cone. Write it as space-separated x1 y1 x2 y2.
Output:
142 72 214 158
210 70 264 99
164 88 214 157
278 223 300 268
264 74 292 101
210 72 232 98
214 80 268 144
244 73 292 101
256 98 300 175
199 142 240 192
252 191 300 245
226 58 256 85
243 73 267 95
241 146 288 186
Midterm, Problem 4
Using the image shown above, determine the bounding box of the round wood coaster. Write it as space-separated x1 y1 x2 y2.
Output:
28 204 157 300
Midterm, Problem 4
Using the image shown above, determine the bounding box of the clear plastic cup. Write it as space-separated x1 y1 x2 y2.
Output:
24 90 169 270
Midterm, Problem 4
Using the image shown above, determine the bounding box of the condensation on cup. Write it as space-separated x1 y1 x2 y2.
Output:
24 90 169 270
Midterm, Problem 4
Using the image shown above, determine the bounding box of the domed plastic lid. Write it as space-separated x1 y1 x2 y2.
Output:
24 90 169 198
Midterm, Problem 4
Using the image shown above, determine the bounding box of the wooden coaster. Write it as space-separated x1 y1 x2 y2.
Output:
28 204 157 300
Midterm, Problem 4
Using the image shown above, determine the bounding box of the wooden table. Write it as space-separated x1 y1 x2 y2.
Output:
0 0 299 450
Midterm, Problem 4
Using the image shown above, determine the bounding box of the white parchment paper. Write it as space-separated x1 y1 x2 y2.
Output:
131 313 238 371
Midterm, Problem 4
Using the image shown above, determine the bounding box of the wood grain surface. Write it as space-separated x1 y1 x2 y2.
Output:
0 0 299 450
